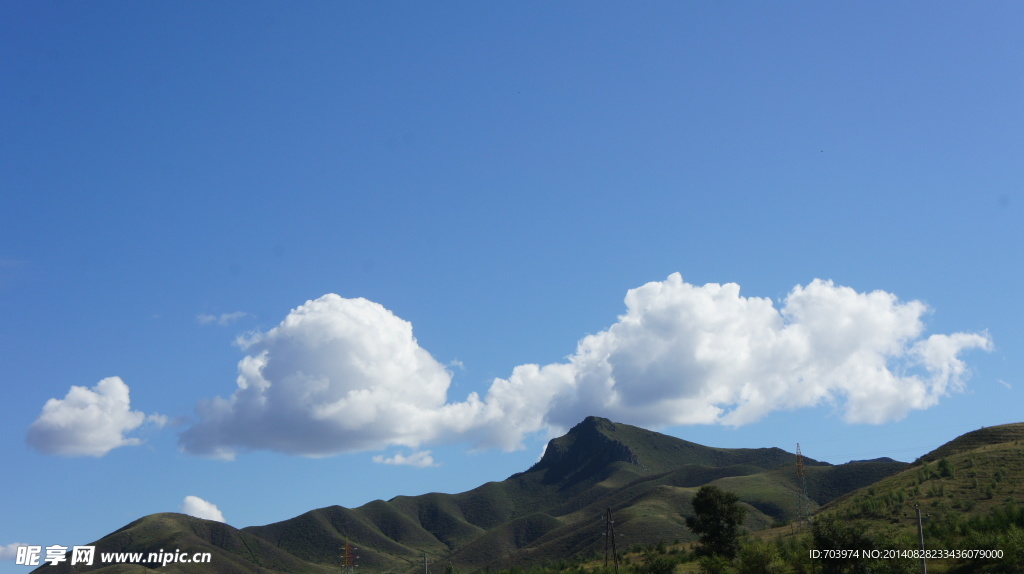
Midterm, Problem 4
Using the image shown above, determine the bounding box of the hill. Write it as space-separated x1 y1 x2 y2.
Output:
752 423 1024 573
30 416 911 574
916 422 1024 463
27 513 333 574
817 423 1024 524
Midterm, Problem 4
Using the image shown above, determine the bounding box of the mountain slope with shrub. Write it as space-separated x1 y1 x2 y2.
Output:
31 416 914 574
755 422 1024 574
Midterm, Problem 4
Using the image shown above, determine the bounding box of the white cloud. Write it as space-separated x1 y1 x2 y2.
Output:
0 543 29 561
373 450 439 468
180 495 225 522
197 311 250 326
179 295 457 459
180 275 992 459
146 413 170 428
531 275 991 434
27 377 163 457
998 379 1012 389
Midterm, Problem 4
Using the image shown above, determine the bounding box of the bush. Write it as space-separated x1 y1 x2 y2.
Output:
811 518 876 574
938 458 956 479
630 555 676 574
697 555 732 574
1000 524 1024 573
734 540 785 574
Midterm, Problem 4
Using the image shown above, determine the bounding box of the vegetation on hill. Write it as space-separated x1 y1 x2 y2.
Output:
39 417 1024 574
408 423 1024 574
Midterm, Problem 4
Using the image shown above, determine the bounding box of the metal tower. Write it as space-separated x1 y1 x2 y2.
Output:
795 443 811 529
340 539 357 574
604 508 619 574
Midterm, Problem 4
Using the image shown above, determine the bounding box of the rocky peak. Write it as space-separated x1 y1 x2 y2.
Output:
523 417 642 488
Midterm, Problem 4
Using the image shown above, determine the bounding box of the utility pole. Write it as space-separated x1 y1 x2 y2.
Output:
604 508 619 574
915 505 927 574
423 551 430 574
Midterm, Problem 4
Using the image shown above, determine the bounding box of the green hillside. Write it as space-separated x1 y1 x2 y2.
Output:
27 513 333 574
916 422 1024 463
31 416 916 574
744 423 1024 573
817 423 1024 523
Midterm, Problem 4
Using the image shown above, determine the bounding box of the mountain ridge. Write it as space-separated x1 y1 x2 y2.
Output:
31 416 949 574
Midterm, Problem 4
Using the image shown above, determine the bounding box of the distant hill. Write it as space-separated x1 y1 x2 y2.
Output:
755 423 1024 574
916 422 1024 463
816 422 1024 523
31 416 914 574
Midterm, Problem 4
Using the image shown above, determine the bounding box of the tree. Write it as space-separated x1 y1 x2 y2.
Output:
811 518 876 574
685 485 746 559
937 457 956 478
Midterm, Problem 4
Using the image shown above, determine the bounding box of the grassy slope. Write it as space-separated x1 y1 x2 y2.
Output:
30 513 334 574
398 419 903 570
818 423 1024 523
749 423 1024 573
29 416 919 574
240 417 812 571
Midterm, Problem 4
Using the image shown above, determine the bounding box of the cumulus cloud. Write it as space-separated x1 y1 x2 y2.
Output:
180 496 225 522
373 450 439 468
198 311 250 326
0 543 29 561
27 377 164 457
539 276 992 431
179 295 457 459
179 275 992 459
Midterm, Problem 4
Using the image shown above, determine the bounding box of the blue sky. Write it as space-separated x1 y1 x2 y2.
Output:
2 1 1022 570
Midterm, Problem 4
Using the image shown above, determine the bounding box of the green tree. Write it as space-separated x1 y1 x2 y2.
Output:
1001 524 1024 573
811 518 877 574
937 457 956 478
685 486 746 559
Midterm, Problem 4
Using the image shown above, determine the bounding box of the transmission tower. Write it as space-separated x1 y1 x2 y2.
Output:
604 508 619 574
340 538 358 574
795 443 810 530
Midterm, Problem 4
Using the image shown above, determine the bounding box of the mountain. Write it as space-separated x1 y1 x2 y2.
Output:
815 422 1024 523
749 423 1024 574
31 416 912 574
916 422 1024 464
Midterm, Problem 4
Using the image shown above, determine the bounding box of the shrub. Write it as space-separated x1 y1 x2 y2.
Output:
630 555 676 574
938 458 955 479
697 555 732 574
735 540 785 574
